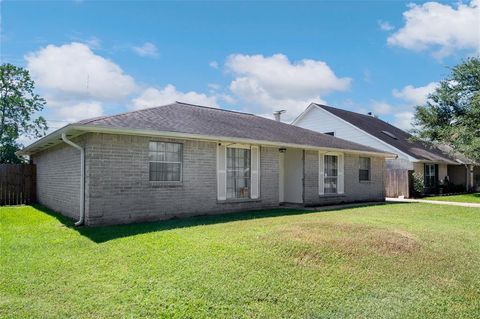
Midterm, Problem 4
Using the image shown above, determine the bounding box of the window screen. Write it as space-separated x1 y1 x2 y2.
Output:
359 157 371 181
149 142 183 181
226 148 251 199
324 155 338 194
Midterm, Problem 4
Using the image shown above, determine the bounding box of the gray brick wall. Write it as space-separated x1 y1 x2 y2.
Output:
32 137 84 219
84 133 279 225
303 152 385 206
32 132 386 226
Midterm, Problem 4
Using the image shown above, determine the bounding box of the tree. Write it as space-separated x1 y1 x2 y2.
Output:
412 57 480 163
0 63 47 163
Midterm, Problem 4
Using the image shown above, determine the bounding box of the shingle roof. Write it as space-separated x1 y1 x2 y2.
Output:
313 103 460 164
75 102 390 155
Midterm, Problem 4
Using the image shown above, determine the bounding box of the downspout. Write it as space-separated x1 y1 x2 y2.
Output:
61 133 85 226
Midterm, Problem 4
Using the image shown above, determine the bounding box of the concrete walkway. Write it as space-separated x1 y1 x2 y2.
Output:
386 197 480 208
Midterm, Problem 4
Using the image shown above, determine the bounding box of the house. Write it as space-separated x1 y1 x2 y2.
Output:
19 102 395 226
292 103 479 196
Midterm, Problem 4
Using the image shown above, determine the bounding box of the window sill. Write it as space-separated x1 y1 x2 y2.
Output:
359 180 372 184
150 181 183 188
217 198 262 204
319 194 346 198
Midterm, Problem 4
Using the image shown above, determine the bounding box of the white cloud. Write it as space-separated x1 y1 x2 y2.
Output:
219 94 236 104
56 102 104 122
388 1 480 58
26 42 137 101
132 42 159 58
371 101 393 115
84 36 101 49
225 53 350 118
393 112 414 130
208 83 221 91
393 82 439 105
378 20 394 31
229 76 325 118
209 61 219 69
131 85 219 110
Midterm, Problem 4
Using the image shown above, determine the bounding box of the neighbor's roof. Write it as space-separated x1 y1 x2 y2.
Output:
311 103 462 164
20 102 394 157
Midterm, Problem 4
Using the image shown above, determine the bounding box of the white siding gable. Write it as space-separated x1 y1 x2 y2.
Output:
293 105 416 166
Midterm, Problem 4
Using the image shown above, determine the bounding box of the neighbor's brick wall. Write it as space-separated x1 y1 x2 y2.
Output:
32 137 84 219
84 133 279 225
303 152 385 206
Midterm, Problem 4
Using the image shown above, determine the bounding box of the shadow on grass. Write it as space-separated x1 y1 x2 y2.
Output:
33 201 402 244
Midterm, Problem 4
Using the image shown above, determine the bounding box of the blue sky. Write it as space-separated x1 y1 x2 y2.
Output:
1 0 479 139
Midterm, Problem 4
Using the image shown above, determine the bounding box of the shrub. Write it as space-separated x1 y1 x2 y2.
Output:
411 173 424 198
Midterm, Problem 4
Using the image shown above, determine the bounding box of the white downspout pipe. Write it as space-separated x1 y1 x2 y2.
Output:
61 133 85 226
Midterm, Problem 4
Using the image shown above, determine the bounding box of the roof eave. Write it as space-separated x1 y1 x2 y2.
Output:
75 124 396 158
19 123 397 158
17 125 79 156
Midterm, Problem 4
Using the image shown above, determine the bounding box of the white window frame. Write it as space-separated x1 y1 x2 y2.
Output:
319 151 344 195
217 143 260 200
148 141 183 182
226 146 252 199
359 157 371 181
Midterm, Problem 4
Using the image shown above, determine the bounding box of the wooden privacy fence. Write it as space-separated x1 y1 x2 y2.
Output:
385 169 412 198
0 164 36 205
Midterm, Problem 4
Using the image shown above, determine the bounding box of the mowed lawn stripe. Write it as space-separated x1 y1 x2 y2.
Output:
1 204 479 318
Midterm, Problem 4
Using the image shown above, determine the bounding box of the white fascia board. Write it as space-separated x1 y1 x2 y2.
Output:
411 159 461 165
19 123 397 158
77 125 397 158
291 103 317 125
16 125 74 156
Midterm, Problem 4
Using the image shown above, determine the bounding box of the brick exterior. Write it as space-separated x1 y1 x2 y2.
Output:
32 132 385 226
303 152 386 206
32 137 84 219
84 133 279 225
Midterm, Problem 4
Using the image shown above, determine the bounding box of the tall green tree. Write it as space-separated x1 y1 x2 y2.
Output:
412 57 480 162
0 63 47 163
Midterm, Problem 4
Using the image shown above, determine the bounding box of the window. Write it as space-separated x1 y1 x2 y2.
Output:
226 148 251 199
149 142 182 181
425 164 436 188
359 157 371 181
324 132 335 136
324 155 338 194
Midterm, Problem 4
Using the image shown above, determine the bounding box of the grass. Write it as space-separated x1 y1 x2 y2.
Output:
1 204 479 318
424 193 480 203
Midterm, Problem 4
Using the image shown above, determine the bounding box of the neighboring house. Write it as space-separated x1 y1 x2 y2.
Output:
19 102 394 226
293 103 478 196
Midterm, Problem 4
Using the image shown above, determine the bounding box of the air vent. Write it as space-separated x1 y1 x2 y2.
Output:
381 130 398 140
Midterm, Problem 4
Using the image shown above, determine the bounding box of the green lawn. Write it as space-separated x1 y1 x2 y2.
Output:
1 204 479 318
424 193 480 203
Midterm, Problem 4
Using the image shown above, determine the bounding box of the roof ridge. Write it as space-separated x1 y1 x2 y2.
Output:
175 101 254 116
77 101 256 125
76 103 178 124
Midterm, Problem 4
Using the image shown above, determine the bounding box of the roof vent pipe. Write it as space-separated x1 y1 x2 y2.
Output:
274 110 286 122
61 133 85 226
